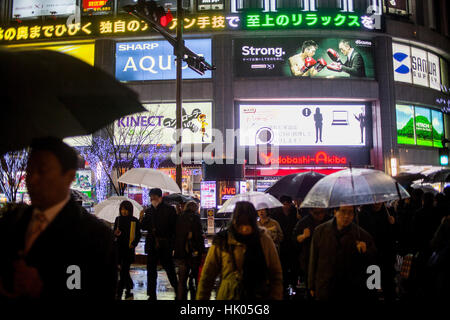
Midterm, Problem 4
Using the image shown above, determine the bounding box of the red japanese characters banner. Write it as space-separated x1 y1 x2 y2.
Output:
83 0 108 10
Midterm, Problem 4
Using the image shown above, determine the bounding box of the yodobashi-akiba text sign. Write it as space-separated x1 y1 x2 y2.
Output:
115 39 212 81
239 104 368 146
234 37 374 79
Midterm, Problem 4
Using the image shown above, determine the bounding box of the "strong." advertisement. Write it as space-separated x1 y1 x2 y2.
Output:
234 37 374 79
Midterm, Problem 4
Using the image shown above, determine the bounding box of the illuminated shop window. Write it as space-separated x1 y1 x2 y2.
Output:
337 0 354 11
383 0 410 17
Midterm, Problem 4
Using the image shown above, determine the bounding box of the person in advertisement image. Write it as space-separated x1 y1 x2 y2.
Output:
313 108 323 143
288 40 327 77
326 40 367 77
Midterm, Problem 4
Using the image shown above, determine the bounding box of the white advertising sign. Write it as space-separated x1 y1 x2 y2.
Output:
201 181 216 209
115 102 213 145
392 43 412 84
12 0 76 18
239 104 367 146
428 52 441 91
411 47 429 87
64 135 92 147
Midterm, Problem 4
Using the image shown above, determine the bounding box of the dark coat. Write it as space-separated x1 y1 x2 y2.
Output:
173 209 205 260
0 200 117 300
141 202 177 253
113 215 141 264
292 214 330 274
341 50 366 77
308 218 377 301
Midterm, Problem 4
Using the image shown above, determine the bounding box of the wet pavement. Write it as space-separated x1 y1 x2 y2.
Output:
122 264 216 300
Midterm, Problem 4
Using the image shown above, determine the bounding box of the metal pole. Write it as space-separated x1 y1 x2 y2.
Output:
175 0 183 190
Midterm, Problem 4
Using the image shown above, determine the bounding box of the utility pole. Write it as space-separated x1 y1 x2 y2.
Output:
175 0 183 190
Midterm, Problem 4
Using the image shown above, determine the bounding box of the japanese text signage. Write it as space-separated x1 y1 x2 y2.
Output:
82 0 113 13
392 42 448 93
115 39 212 81
234 37 375 79
238 103 369 147
0 10 379 44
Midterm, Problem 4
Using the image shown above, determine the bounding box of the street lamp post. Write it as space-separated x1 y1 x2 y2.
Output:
175 0 183 190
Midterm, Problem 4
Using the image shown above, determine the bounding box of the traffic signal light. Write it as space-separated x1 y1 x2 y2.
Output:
439 147 449 166
125 0 173 27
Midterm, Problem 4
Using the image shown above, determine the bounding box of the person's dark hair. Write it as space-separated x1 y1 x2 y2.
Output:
184 201 199 213
435 193 446 206
279 195 292 204
422 192 434 208
231 201 258 233
149 188 162 197
339 40 351 48
30 136 79 172
119 200 134 216
301 40 318 53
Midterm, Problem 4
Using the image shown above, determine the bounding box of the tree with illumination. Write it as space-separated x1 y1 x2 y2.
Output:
0 149 28 203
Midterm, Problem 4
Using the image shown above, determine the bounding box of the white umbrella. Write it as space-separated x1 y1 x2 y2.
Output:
118 168 181 194
300 168 410 208
218 191 283 213
94 196 143 223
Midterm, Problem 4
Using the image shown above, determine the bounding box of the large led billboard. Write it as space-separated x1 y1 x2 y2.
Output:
396 104 444 148
238 104 368 146
115 102 213 145
234 37 375 79
115 39 212 81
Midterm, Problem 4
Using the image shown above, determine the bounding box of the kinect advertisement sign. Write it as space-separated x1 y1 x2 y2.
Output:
234 37 375 79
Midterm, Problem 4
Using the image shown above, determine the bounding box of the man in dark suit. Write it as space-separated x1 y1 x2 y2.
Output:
0 137 117 300
338 40 366 77
140 188 178 300
327 40 366 77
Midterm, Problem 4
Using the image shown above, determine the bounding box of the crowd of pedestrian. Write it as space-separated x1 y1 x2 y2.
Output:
0 137 449 301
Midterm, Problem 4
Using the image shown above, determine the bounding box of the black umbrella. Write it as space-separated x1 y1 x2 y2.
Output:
423 169 450 183
0 49 146 154
393 172 426 187
265 171 325 200
163 193 200 205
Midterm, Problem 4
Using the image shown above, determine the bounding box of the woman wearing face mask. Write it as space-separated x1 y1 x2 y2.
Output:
196 201 283 300
113 200 141 300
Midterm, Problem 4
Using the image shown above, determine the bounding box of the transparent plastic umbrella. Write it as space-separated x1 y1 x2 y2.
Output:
300 168 410 208
118 168 181 194
218 191 283 213
94 196 143 223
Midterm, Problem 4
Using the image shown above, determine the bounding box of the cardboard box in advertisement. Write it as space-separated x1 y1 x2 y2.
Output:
234 37 375 79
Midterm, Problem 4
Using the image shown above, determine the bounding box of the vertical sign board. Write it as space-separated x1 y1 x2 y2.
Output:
392 42 412 84
207 209 215 234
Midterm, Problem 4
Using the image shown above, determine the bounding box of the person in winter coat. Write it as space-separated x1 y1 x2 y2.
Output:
308 205 377 301
429 215 450 300
140 188 178 300
197 201 283 300
358 202 396 301
257 206 283 251
113 200 141 300
271 195 299 296
174 201 205 300
292 207 330 292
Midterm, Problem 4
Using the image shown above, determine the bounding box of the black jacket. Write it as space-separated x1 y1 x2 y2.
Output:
0 200 117 300
141 202 177 253
308 218 377 301
342 50 366 77
173 209 205 260
113 215 141 263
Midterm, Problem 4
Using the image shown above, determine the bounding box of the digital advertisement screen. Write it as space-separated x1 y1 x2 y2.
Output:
115 102 213 145
234 37 375 79
82 0 113 13
115 39 212 81
396 104 444 148
238 104 368 146
12 0 76 18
